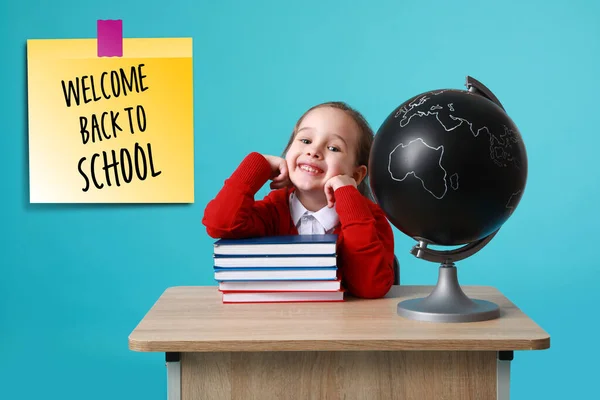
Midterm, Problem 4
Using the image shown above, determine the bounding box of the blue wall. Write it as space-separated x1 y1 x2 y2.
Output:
1 0 597 398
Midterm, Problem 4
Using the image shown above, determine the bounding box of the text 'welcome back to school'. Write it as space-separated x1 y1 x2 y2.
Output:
60 63 161 192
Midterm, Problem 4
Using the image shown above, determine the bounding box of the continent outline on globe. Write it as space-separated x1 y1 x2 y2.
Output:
388 138 450 200
387 90 524 202
393 89 522 169
369 82 528 245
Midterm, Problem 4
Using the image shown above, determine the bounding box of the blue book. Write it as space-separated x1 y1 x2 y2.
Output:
213 234 337 256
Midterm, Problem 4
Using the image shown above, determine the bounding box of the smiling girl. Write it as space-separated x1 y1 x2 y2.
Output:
202 102 395 298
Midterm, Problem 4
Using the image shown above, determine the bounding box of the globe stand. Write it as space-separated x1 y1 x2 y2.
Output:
397 262 500 323
397 230 501 323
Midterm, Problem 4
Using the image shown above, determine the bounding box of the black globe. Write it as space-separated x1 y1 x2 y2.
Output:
369 86 528 246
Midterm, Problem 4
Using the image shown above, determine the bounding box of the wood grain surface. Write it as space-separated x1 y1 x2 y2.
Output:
129 285 550 352
180 350 497 400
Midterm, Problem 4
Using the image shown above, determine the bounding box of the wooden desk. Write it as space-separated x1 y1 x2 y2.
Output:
129 286 549 400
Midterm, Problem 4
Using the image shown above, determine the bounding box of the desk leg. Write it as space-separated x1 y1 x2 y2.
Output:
497 351 513 400
166 352 181 400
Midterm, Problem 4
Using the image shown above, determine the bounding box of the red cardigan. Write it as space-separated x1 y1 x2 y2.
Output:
202 152 395 299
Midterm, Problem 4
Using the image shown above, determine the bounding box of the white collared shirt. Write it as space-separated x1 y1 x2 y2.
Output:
289 192 340 234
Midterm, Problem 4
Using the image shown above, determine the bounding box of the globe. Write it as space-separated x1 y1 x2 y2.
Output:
369 80 527 246
369 76 528 323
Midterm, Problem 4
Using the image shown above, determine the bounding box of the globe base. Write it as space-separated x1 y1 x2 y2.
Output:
397 264 500 323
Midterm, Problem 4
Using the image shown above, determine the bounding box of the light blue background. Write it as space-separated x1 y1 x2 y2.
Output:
1 0 597 398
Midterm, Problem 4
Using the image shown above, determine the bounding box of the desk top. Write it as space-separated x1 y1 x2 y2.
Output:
128 285 550 352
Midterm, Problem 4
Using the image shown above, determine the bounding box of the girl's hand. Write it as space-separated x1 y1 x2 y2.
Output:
324 175 357 208
262 154 291 189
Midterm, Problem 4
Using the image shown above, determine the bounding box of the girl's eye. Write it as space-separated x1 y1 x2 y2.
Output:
300 139 310 144
328 146 340 152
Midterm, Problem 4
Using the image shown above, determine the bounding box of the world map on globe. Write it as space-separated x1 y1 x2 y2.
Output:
369 86 528 246
387 90 523 207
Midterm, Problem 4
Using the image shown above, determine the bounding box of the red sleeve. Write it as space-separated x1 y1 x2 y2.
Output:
202 152 281 239
333 185 395 299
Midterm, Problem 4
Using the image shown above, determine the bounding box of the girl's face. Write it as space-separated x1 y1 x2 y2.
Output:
285 106 364 194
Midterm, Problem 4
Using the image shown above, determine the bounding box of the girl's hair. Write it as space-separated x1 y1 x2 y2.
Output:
282 101 374 199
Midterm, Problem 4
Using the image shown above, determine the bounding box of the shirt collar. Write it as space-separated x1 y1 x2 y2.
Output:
289 192 339 232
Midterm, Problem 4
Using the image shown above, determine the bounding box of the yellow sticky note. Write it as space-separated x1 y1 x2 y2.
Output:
27 38 194 203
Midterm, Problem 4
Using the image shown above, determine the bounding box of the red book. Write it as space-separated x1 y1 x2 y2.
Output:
221 290 345 303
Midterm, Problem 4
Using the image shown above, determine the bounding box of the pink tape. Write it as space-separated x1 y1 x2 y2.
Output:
97 19 123 57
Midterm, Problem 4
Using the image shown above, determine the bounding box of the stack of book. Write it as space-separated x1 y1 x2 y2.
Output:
212 234 343 303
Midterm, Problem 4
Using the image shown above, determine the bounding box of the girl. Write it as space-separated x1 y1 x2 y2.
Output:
202 102 395 299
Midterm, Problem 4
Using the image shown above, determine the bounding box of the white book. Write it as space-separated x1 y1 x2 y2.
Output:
214 256 337 268
218 279 341 292
214 268 337 281
222 290 344 303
